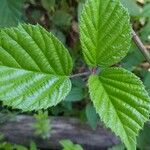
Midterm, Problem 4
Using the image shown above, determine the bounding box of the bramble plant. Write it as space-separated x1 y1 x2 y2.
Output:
0 0 149 150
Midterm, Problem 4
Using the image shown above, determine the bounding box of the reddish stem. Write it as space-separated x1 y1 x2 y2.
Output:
92 68 97 74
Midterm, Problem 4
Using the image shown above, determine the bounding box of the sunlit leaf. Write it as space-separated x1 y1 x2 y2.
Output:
80 0 131 67
0 24 73 111
88 68 150 150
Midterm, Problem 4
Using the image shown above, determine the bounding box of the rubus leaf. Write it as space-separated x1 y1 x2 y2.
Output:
0 24 73 111
88 68 150 150
0 0 24 27
80 0 131 67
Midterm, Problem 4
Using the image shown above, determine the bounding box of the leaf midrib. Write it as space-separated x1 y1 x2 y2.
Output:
96 0 119 63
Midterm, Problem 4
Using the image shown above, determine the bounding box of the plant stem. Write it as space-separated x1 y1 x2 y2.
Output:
132 29 150 64
92 67 97 74
70 71 91 78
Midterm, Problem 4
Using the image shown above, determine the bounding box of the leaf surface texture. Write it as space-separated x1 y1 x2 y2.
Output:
0 24 73 111
80 0 131 67
88 68 150 150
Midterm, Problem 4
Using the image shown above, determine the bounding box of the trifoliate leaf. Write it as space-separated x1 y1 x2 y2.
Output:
80 0 131 67
88 68 150 150
0 0 24 27
0 24 73 111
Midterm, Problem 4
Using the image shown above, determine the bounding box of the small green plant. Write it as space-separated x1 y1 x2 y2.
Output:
60 139 84 150
32 111 51 139
0 0 149 149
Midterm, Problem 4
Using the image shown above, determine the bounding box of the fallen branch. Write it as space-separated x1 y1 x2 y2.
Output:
0 115 120 150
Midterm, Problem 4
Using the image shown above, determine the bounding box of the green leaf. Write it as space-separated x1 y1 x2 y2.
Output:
65 77 85 102
65 87 84 102
51 28 66 44
142 3 150 18
32 111 51 139
52 10 72 28
14 145 28 150
41 0 55 12
0 24 73 111
30 141 37 150
121 42 144 71
86 103 98 129
88 68 150 150
108 144 125 150
121 0 141 17
140 21 150 43
137 123 150 149
0 0 24 27
60 139 84 150
78 2 84 21
143 71 150 95
80 0 131 67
